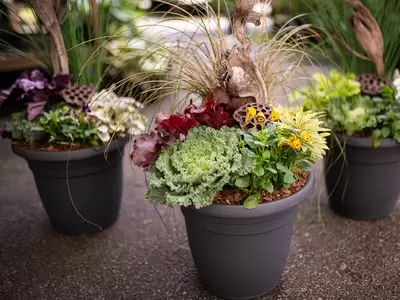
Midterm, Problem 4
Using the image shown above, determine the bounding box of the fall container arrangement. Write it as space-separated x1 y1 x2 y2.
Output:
0 1 148 235
129 1 330 298
292 0 400 220
0 70 146 235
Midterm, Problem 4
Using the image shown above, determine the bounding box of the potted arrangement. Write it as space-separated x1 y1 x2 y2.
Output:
291 0 400 220
0 0 147 235
130 1 329 298
0 70 146 235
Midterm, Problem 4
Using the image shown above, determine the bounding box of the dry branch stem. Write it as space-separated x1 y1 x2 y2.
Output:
28 0 69 74
221 0 269 103
334 33 372 62
341 0 385 75
89 0 99 40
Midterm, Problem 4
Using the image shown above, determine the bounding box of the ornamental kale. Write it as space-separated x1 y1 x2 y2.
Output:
145 126 246 208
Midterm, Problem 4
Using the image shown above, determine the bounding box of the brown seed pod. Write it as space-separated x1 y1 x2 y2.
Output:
356 73 390 96
60 84 94 107
233 102 272 131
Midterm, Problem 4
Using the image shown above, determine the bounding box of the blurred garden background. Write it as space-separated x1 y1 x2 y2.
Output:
1 1 400 299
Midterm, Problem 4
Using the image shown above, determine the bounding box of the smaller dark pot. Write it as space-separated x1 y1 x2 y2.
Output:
181 172 315 300
12 138 128 236
325 135 400 220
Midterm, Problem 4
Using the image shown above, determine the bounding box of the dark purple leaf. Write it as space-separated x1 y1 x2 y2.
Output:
185 100 237 129
25 69 48 82
27 101 47 120
50 74 73 90
131 132 163 169
29 89 50 103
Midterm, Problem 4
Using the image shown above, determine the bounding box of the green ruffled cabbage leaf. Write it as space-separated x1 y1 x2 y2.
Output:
145 126 249 208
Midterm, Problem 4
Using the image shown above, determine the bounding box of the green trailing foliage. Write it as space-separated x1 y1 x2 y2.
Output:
292 69 400 147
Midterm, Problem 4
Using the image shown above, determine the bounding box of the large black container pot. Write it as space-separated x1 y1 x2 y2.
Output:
325 135 400 220
181 172 315 300
12 138 127 235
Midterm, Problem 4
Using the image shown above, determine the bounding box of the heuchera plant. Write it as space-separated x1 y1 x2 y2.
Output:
0 69 71 120
0 69 147 147
130 95 237 168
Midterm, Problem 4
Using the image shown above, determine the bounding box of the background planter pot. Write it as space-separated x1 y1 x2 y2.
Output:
12 138 128 236
325 135 400 220
181 172 315 300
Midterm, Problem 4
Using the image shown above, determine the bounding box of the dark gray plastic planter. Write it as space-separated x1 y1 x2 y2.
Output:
181 172 315 300
325 135 400 220
12 138 128 236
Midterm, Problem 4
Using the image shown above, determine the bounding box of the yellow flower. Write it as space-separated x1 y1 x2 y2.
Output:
255 112 266 124
277 140 285 147
245 107 257 123
289 135 301 151
270 110 280 122
300 131 312 143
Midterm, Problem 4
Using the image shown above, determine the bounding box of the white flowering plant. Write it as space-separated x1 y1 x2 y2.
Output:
89 87 147 143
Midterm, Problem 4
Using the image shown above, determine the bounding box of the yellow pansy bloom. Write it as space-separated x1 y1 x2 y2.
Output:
300 131 312 143
289 135 301 151
255 112 266 124
270 110 280 122
245 107 257 123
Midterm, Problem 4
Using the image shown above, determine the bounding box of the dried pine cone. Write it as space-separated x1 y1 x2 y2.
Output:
233 102 272 131
60 84 94 107
356 73 390 96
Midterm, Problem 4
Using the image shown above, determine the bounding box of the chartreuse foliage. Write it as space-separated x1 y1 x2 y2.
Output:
291 69 400 147
236 107 329 209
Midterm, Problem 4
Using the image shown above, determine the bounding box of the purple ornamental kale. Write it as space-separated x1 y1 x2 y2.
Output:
0 69 72 120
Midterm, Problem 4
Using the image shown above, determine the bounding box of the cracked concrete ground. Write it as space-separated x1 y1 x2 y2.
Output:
1 136 400 300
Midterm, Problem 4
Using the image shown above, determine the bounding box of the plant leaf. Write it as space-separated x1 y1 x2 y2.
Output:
243 194 260 209
283 172 295 184
157 114 199 136
382 127 390 138
262 180 274 193
235 175 251 188
253 165 265 177
276 162 290 173
185 100 237 130
131 132 163 169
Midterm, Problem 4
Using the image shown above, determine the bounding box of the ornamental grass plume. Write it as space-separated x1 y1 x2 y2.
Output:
129 0 330 208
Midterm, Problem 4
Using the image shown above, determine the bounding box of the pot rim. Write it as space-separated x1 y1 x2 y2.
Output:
12 136 129 162
333 133 400 149
183 171 315 219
